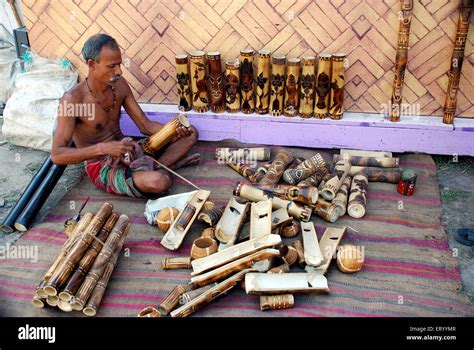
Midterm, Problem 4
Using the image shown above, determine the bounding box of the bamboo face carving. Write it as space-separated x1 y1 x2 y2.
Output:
225 61 240 113
240 49 255 113
314 54 332 119
284 58 300 117
207 52 225 113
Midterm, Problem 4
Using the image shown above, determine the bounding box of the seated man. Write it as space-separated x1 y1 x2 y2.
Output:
52 34 199 197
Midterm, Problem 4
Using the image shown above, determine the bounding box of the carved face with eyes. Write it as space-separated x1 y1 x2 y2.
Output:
208 74 224 99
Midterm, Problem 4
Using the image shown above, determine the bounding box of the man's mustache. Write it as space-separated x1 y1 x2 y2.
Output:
110 75 121 82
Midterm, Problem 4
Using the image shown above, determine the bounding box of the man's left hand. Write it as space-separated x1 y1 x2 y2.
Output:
176 125 192 139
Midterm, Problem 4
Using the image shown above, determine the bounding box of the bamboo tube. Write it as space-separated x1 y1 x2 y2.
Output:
157 285 187 316
252 184 319 205
311 198 339 223
240 48 255 113
189 50 208 112
73 215 130 310
256 49 271 114
347 172 369 219
284 58 301 117
227 162 263 183
225 60 240 113
32 296 45 308
299 56 316 118
201 227 216 239
314 54 332 119
389 0 413 122
332 176 352 217
58 299 73 312
443 0 473 124
348 166 400 183
162 257 192 270
283 153 328 185
197 202 224 227
297 172 326 188
260 294 294 311
44 203 113 296
46 295 59 307
320 159 351 201
137 306 161 318
269 55 286 116
258 150 295 185
175 54 192 112
59 213 119 301
35 280 48 299
179 283 218 305
234 182 312 222
333 154 399 168
329 53 346 120
281 221 300 238
291 240 305 266
82 223 131 316
216 147 271 162
207 52 225 113
142 115 190 156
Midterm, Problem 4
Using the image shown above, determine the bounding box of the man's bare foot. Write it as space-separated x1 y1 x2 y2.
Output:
171 153 201 170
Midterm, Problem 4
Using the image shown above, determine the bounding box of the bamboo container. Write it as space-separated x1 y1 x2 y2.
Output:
157 285 187 316
320 159 351 201
46 295 59 307
44 203 113 296
283 58 300 117
234 182 312 222
252 183 319 205
189 50 209 113
197 202 224 227
347 172 369 219
137 306 161 317
283 153 328 185
227 162 263 183
142 115 190 156
175 54 192 112
59 213 119 301
281 221 300 238
240 48 255 113
191 237 218 260
299 56 316 118
32 296 45 308
312 198 339 223
216 147 271 162
225 60 241 113
348 166 400 183
389 0 413 122
332 176 352 217
255 49 271 114
291 240 305 266
83 223 131 316
443 0 473 124
269 55 286 116
201 227 216 239
314 54 332 119
329 53 346 120
258 149 295 185
207 52 225 113
73 215 130 310
162 257 192 270
279 245 299 267
333 155 399 168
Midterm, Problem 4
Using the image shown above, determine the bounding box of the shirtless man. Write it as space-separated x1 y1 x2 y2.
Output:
51 34 199 197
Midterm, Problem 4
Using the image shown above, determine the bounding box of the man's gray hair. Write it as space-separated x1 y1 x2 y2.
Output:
81 34 119 62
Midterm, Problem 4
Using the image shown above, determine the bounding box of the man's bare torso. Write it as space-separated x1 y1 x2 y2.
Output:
69 78 128 148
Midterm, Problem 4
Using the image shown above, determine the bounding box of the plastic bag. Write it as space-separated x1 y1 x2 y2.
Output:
0 24 19 106
2 50 78 151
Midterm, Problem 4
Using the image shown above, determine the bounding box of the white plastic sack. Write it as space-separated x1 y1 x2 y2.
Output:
2 51 78 151
0 24 19 105
144 190 198 225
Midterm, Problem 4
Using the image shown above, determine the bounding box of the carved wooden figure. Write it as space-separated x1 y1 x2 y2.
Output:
443 0 473 124
284 58 301 117
389 0 413 122
207 52 225 113
256 49 271 114
175 54 192 112
225 60 241 113
299 56 316 118
189 51 209 113
240 48 255 113
269 55 286 116
329 53 346 120
314 54 332 119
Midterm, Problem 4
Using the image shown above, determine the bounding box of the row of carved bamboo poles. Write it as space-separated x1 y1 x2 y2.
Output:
32 202 131 316
176 49 346 119
390 0 472 124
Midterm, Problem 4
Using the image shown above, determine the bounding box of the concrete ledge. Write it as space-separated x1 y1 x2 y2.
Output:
120 104 474 156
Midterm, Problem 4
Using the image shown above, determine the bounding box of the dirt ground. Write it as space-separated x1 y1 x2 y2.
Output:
0 118 472 304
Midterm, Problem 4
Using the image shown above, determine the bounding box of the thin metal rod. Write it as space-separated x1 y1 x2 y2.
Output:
153 160 201 191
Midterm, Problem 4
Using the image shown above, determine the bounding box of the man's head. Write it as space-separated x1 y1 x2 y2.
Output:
81 34 122 84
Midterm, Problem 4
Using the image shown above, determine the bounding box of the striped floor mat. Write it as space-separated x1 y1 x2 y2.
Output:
1 140 472 317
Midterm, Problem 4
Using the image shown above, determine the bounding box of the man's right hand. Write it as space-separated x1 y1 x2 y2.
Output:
100 141 135 157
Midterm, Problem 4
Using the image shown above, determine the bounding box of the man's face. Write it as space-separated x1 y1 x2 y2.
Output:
89 46 122 85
